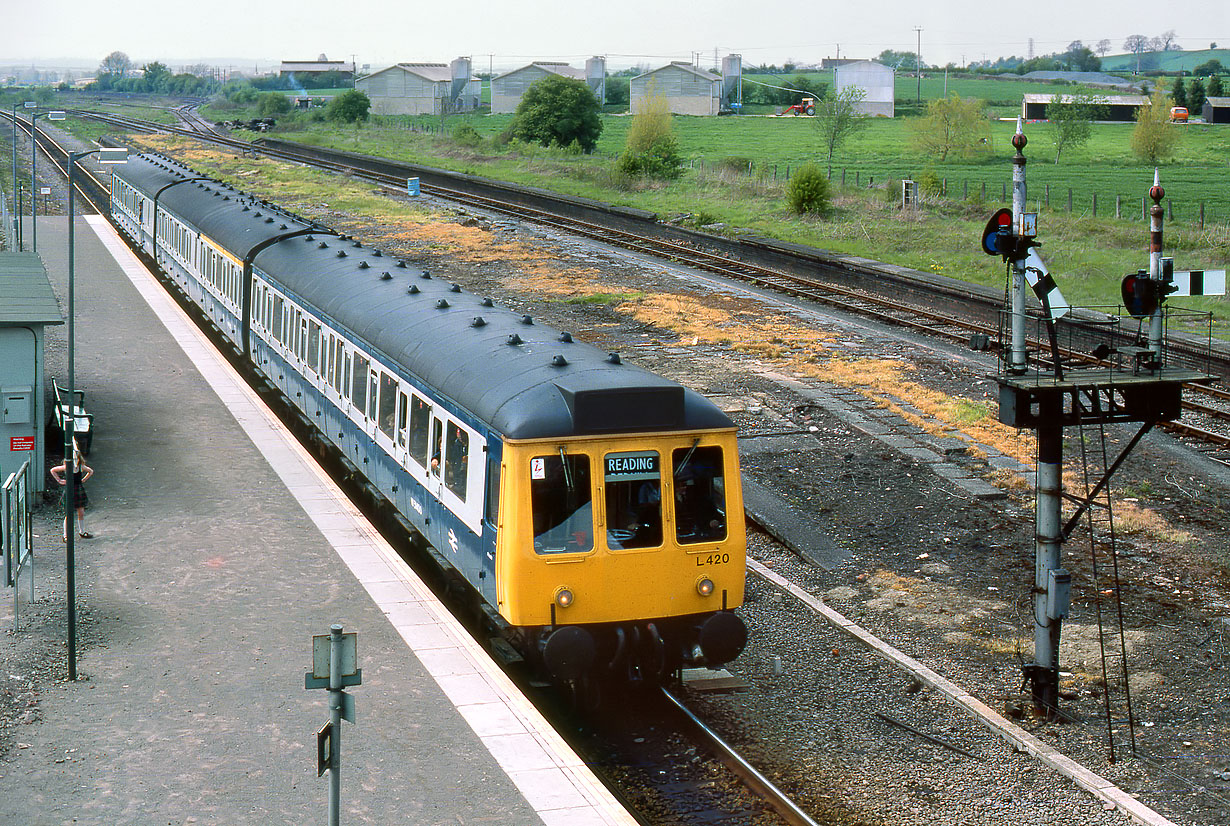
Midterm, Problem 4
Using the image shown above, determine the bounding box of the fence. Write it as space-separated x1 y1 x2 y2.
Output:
683 159 1228 229
3 460 34 631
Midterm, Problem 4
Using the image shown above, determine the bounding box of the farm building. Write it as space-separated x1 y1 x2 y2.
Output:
1203 97 1230 124
1022 93 1149 122
833 61 894 117
279 56 354 84
356 58 481 116
490 59 605 115
630 62 723 116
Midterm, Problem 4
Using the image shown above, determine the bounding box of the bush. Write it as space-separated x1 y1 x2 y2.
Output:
719 156 753 175
257 92 292 117
616 134 682 179
918 169 943 197
509 75 603 152
786 164 831 215
327 90 371 124
452 122 483 147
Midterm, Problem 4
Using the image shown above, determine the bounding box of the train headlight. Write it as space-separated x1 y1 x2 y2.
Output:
696 577 716 597
554 587 575 609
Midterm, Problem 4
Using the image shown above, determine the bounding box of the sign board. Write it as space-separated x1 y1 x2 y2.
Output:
604 451 659 482
1170 269 1226 297
312 631 357 679
317 722 332 776
39 187 50 196
10 437 34 452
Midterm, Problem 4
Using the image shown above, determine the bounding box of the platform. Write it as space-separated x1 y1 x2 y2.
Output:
0 216 634 826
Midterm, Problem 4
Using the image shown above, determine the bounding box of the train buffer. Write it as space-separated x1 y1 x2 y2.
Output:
51 379 94 455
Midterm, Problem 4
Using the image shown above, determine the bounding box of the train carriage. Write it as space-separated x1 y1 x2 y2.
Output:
110 152 747 684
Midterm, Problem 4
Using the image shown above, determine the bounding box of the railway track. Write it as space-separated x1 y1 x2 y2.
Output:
26 109 1230 458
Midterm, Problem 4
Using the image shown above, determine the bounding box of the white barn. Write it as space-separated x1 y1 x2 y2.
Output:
491 59 605 115
834 60 895 117
357 59 481 116
630 62 722 116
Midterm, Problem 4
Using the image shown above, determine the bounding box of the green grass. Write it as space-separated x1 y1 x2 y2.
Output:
1101 48 1230 74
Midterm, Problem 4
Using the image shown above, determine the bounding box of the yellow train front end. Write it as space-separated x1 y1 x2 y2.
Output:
496 427 747 683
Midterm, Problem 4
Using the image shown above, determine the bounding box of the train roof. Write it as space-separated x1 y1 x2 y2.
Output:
115 153 734 441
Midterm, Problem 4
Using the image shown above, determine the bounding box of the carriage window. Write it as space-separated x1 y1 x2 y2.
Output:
378 372 397 439
444 423 469 500
396 392 408 446
673 445 727 543
307 321 321 373
271 295 283 341
368 373 378 420
333 339 344 392
603 451 662 550
409 395 430 467
429 418 443 477
530 454 593 554
351 353 369 413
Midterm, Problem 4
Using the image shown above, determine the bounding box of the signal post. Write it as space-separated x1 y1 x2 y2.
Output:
984 122 1218 718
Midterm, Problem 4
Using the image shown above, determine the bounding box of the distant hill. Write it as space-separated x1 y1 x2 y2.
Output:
1100 48 1230 74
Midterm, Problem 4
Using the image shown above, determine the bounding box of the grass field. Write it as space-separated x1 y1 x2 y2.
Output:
123 84 1230 328
1101 48 1230 74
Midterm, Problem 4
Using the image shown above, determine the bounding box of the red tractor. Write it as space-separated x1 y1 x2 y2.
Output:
780 97 816 116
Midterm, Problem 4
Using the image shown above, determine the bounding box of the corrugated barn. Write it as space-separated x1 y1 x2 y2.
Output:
491 60 606 114
357 58 481 116
1203 97 1230 124
630 62 722 116
1021 93 1149 122
834 61 894 117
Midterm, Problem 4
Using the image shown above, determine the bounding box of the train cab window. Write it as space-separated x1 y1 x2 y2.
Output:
377 372 397 440
603 451 662 550
672 446 727 544
351 354 369 413
530 454 593 554
444 423 469 500
408 395 430 467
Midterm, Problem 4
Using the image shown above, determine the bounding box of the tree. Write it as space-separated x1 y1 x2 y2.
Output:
814 85 867 176
911 95 991 161
1160 30 1180 51
1096 39 1112 57
1194 59 1225 77
1048 92 1104 163
509 75 603 153
1208 74 1224 97
1124 35 1151 73
257 91 292 117
1130 91 1180 164
141 61 171 94
326 89 370 123
616 90 681 179
1171 78 1187 108
1187 77 1206 113
98 50 131 79
876 49 922 71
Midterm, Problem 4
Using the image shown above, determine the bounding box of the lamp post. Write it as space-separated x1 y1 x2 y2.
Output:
29 109 66 253
11 101 35 250
64 145 128 680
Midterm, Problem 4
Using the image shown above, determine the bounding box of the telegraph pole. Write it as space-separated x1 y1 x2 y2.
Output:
914 27 923 103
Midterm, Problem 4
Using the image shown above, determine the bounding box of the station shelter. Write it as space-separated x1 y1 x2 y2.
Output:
0 252 63 495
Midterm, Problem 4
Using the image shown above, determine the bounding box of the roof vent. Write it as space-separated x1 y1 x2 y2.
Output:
380 271 392 280
407 284 420 294
551 355 569 367
242 206 250 212
352 240 362 248
449 284 461 293
521 315 534 325
559 332 573 343
279 223 288 230
264 217 274 223
420 270 431 279
396 260 407 268
358 261 369 269
471 316 487 327
318 242 329 249
212 191 220 197
372 249 382 257
607 353 622 364
506 334 523 346
336 250 347 258
480 297 494 308
435 299 449 309
305 235 314 241
223 195 230 201
254 211 262 217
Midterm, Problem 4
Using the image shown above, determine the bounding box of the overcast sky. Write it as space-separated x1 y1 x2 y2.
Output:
3 0 1227 73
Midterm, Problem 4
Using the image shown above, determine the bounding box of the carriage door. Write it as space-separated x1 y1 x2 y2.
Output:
428 413 446 501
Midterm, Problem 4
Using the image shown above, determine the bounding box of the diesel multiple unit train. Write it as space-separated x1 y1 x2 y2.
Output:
109 151 748 685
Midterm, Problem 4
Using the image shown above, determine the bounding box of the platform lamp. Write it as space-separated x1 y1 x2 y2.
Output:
29 110 66 253
63 145 128 681
11 100 35 250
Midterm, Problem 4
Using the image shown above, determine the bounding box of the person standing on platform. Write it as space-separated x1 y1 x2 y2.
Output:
50 442 94 541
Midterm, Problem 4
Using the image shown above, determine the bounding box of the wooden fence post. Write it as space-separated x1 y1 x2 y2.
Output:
1067 188 1073 212
981 182 986 199
1045 184 1050 208
963 180 968 199
1200 202 1205 229
1092 192 1097 217
1116 195 1121 219
842 168 846 186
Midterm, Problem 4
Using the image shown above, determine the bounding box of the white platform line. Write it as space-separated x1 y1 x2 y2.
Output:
87 216 637 826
